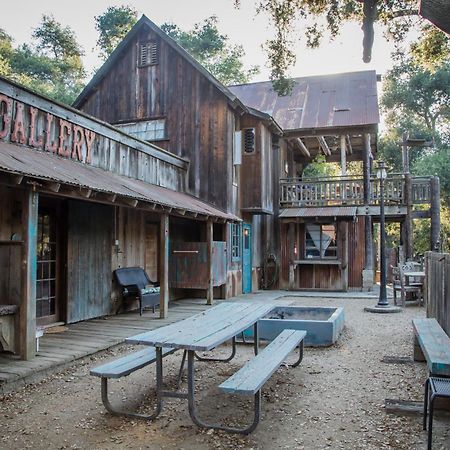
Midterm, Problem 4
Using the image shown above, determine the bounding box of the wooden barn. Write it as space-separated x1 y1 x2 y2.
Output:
230 71 440 291
73 15 282 298
0 77 240 360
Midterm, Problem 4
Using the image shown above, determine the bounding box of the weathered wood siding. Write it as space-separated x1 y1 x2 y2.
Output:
0 79 186 191
425 251 450 335
66 201 113 323
240 116 274 213
77 28 236 212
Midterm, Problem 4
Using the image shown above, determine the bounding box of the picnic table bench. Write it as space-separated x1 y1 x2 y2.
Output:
412 318 450 449
114 267 160 315
91 302 307 434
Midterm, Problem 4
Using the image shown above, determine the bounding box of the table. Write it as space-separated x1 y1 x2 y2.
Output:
126 301 275 432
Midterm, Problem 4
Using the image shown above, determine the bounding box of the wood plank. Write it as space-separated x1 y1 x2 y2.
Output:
219 329 306 395
159 213 169 318
206 219 214 305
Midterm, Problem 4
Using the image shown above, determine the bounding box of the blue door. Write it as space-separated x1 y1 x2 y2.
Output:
242 223 252 294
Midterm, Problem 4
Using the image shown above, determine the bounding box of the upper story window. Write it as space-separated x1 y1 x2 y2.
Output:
138 41 158 67
305 223 337 259
115 119 166 141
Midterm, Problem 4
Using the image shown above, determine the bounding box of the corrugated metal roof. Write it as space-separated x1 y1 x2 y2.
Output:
0 142 239 221
279 207 357 218
229 71 379 132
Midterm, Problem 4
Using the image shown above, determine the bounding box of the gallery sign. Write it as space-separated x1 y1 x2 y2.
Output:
0 94 96 164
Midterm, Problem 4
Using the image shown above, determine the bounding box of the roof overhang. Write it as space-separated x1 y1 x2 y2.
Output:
0 141 239 222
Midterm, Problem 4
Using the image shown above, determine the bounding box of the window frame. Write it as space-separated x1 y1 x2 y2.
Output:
231 223 242 262
304 223 338 260
138 41 159 67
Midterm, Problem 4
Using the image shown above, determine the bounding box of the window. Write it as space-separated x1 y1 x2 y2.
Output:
115 119 166 141
138 41 158 67
243 128 255 153
231 223 241 261
305 224 337 259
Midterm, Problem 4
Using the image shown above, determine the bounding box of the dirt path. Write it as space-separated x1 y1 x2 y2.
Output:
1 296 449 449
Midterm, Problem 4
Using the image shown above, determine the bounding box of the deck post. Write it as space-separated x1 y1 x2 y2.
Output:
287 222 295 290
402 132 410 174
362 133 374 289
206 219 214 305
341 221 349 291
430 176 441 251
404 174 413 260
159 213 169 318
20 188 38 360
340 135 347 176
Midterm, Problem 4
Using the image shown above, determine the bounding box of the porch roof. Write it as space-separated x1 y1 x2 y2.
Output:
0 141 239 222
279 206 357 219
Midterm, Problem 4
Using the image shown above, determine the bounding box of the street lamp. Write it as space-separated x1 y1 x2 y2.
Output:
377 160 388 307
364 160 401 314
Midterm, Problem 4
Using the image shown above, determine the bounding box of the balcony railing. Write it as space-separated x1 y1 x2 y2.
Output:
280 175 432 208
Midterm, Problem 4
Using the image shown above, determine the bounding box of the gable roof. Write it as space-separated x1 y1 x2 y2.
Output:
228 70 380 134
73 15 246 112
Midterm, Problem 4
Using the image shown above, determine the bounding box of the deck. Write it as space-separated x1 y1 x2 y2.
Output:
0 299 210 394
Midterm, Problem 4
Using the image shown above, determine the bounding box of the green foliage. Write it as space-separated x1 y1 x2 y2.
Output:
301 154 340 179
161 16 259 85
0 16 85 105
410 26 450 71
95 5 138 60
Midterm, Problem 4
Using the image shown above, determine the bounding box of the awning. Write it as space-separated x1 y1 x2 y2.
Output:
0 141 239 221
279 206 357 219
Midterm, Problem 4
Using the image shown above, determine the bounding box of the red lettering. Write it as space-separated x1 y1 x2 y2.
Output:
84 129 96 164
11 102 26 144
28 107 43 148
71 125 85 161
45 113 58 153
0 94 12 139
58 119 72 157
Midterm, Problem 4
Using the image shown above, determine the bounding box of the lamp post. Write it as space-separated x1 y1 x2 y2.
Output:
377 160 388 307
364 160 401 313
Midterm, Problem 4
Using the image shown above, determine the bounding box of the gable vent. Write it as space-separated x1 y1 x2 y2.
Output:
139 41 158 67
243 128 255 153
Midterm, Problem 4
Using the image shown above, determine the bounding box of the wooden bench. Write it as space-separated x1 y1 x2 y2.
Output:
114 267 160 316
0 305 18 353
215 329 306 433
90 347 176 419
412 318 450 376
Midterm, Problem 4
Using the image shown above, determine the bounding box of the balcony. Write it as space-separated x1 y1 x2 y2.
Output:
280 175 432 208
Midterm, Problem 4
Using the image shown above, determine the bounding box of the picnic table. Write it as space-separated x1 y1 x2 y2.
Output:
126 302 274 430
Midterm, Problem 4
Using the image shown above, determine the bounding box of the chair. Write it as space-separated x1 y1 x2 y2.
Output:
113 267 160 316
392 265 422 307
402 262 424 288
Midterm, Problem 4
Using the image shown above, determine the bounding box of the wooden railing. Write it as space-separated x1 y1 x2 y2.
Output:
280 175 432 207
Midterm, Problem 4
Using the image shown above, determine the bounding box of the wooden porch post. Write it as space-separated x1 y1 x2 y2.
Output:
341 221 349 291
206 219 214 305
402 132 409 174
287 222 295 290
159 213 169 318
20 188 38 360
362 133 374 289
404 173 413 260
340 135 347 176
430 176 441 251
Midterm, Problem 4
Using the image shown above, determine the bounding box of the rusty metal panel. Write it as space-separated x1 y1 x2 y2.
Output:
279 206 357 218
0 141 239 221
169 241 227 289
229 70 380 131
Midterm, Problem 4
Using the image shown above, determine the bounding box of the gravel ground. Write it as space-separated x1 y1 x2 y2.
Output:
1 295 449 450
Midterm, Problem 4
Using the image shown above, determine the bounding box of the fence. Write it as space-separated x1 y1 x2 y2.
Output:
424 251 450 335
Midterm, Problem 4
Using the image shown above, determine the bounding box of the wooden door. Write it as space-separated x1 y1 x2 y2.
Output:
36 207 60 325
66 201 113 323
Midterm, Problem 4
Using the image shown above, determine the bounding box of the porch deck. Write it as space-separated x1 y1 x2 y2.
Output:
0 299 210 394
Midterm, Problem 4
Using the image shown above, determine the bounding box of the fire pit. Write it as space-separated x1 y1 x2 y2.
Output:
243 306 345 347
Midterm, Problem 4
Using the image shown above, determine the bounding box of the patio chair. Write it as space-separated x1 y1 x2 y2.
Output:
392 265 422 307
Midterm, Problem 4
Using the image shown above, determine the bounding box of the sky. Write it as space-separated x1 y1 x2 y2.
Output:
1 0 401 82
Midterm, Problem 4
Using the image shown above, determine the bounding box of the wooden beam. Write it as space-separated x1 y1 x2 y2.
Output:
346 135 353 154
159 213 169 318
20 188 38 360
294 138 310 158
11 175 24 185
363 133 373 274
121 197 138 208
317 136 331 156
340 135 347 175
430 176 441 251
206 219 214 305
404 174 413 260
45 182 61 193
79 188 92 198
